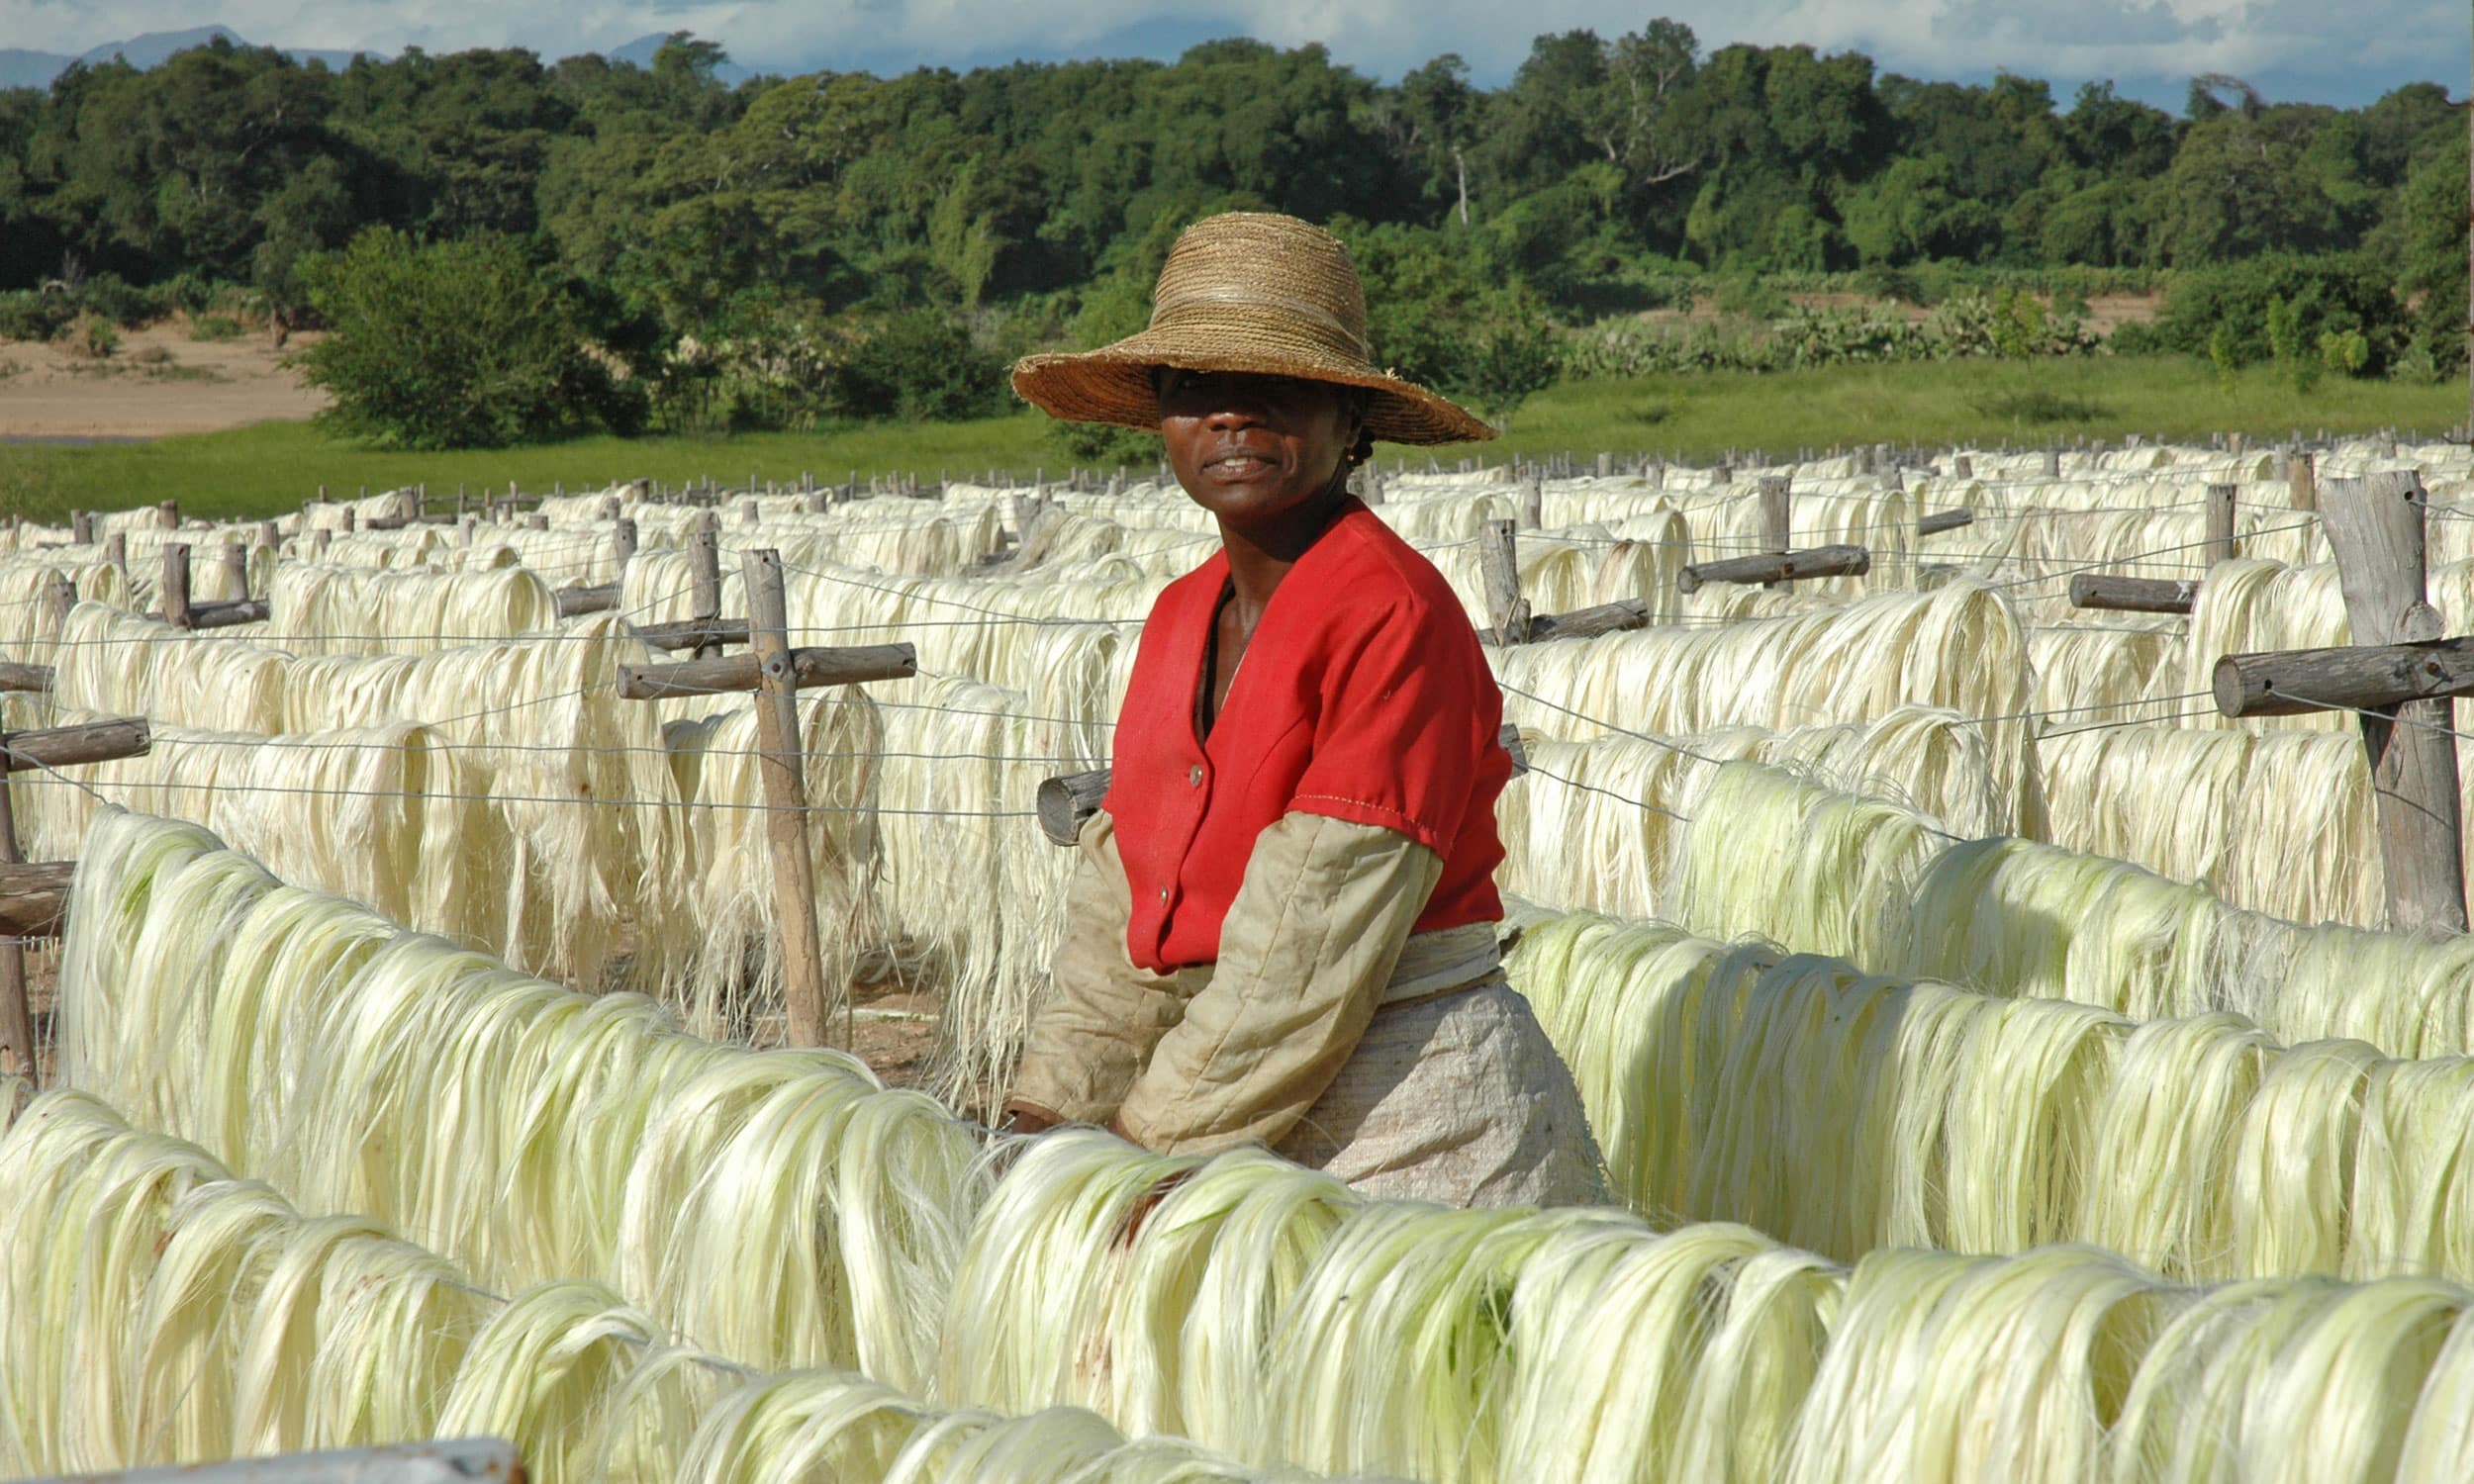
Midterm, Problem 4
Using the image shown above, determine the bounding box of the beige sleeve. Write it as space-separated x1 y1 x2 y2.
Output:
1004 809 1191 1127
1114 812 1443 1156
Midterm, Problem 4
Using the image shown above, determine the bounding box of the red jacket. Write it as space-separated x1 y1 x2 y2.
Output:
1103 500 1511 973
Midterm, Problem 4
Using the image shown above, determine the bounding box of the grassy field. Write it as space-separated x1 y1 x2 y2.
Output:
5 354 2466 524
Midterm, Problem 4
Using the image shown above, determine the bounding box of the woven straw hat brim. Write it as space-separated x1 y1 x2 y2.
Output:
1013 332 1497 446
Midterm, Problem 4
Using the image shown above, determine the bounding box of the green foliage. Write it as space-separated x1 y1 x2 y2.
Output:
0 292 73 343
2264 294 2319 391
186 313 246 342
831 312 1008 422
2158 253 2405 373
2209 325 2238 389
297 227 643 449
65 312 119 359
1454 296 1564 422
2319 328 2370 377
0 28 2457 441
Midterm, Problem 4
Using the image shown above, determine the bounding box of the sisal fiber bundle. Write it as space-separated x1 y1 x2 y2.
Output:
935 1128 2474 1484
1664 761 1954 965
16 709 512 952
2037 722 2385 928
1496 706 2006 919
0 1088 1317 1484
267 562 561 654
1488 582 2038 821
58 807 983 1391
1896 834 2474 1057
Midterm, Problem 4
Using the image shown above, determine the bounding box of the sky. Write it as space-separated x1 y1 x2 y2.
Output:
4 0 2465 110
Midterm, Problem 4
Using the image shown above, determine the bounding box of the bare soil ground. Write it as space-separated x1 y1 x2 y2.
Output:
0 323 330 438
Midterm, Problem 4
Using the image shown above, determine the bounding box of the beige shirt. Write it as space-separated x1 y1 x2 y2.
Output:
1008 808 1444 1154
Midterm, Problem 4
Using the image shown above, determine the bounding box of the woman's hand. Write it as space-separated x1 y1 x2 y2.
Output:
999 1100 1062 1137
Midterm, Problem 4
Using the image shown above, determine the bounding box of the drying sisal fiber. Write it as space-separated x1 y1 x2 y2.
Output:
49 808 2474 1484
2037 722 2386 929
15 709 512 953
1663 761 1954 966
1894 833 2474 1058
1508 908 2474 1284
660 692 886 1039
0 1088 1339 1484
1488 582 2040 828
57 807 982 1392
935 1129 2474 1484
1496 706 2008 920
266 562 561 654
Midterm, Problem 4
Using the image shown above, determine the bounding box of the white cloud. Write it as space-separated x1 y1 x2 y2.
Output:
1 0 2460 101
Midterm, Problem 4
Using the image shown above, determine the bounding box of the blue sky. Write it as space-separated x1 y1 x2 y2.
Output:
5 0 2464 109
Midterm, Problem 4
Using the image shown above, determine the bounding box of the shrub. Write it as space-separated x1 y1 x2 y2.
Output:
2157 253 2404 374
1450 299 1564 424
64 314 121 360
2106 320 2163 357
72 273 154 328
298 228 645 450
830 311 1006 422
0 292 74 344
187 314 247 342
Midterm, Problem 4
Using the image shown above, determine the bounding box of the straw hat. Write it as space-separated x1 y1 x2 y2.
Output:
1011 212 1496 446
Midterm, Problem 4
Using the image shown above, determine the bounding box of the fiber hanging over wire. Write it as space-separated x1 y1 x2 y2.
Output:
1508 908 2474 1284
0 1088 1344 1484
58 806 982 1393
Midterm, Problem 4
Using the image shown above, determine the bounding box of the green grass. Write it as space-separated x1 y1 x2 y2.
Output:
4 355 2465 524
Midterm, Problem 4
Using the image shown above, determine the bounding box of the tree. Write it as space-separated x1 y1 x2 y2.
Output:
297 228 642 448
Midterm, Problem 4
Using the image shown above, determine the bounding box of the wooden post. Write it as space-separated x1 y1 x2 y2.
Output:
2043 448 2060 478
314 529 333 558
0 760 25 1080
1678 545 1872 594
614 518 638 573
103 532 125 580
742 548 835 1048
2069 574 2200 614
156 499 177 528
258 520 279 552
160 544 191 628
1954 454 1975 480
1479 518 1531 644
2204 483 2238 568
340 509 357 535
2290 450 2319 510
41 573 71 641
69 510 91 545
1519 471 1544 531
2324 472 2467 933
688 511 722 661
1758 475 1791 590
220 542 248 602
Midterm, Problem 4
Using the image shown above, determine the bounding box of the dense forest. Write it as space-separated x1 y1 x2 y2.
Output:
0 26 2465 446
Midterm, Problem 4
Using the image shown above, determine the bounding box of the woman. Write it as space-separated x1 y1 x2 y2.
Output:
1000 212 1601 1208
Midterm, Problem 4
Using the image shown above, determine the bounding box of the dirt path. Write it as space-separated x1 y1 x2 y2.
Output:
0 323 329 438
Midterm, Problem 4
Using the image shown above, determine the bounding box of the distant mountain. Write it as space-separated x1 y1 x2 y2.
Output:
77 25 249 68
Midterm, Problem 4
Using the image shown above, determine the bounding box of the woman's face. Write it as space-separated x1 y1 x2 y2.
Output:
1157 369 1364 528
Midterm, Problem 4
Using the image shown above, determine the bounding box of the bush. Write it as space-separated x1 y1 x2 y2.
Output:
2106 320 2163 357
72 273 155 328
0 292 74 344
298 228 644 450
187 314 247 342
64 314 120 360
2156 253 2405 374
831 311 1007 422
